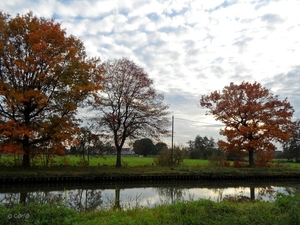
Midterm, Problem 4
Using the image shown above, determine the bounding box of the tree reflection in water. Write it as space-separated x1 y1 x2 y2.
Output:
221 186 278 202
67 189 103 211
0 190 103 212
113 187 121 211
0 191 66 208
1 183 300 211
106 187 144 210
155 187 186 205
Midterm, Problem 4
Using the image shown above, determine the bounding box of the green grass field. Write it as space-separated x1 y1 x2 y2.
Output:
1 154 300 168
67 155 299 168
87 156 208 167
0 154 209 167
1 154 300 179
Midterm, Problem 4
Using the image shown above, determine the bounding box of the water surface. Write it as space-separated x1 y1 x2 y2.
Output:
1 180 299 211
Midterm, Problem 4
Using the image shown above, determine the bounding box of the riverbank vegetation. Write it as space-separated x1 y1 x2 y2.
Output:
2 154 299 167
0 155 300 178
1 193 299 225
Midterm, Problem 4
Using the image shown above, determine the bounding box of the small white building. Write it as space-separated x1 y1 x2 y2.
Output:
121 148 135 155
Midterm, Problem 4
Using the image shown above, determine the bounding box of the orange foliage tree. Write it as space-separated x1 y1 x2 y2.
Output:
0 12 104 167
200 82 296 167
91 58 170 168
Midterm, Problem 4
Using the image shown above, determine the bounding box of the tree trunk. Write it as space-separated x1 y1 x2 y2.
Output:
82 145 85 160
22 136 31 167
22 151 30 167
250 187 255 201
19 192 28 205
113 187 121 210
116 147 122 168
87 147 90 166
248 148 255 167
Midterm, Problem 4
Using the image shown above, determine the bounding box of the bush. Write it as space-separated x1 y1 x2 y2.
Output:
190 148 224 160
274 193 300 224
208 151 225 167
154 147 183 167
233 159 248 167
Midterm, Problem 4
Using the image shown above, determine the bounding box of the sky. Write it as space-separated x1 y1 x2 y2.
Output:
1 0 300 148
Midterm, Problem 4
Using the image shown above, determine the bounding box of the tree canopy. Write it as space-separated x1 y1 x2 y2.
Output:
91 58 170 167
0 12 104 167
188 135 219 159
133 138 155 156
155 142 168 154
200 81 296 167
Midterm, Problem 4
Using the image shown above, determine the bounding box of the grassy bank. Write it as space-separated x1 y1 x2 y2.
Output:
1 155 300 179
1 193 299 225
0 162 300 177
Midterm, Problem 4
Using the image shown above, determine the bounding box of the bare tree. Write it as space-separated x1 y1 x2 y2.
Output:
91 58 170 167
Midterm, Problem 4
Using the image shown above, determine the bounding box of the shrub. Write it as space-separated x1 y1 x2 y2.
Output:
233 159 248 167
274 193 300 224
208 152 225 167
154 147 183 167
221 160 231 167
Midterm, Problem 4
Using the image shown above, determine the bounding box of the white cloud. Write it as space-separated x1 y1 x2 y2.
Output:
1 0 300 146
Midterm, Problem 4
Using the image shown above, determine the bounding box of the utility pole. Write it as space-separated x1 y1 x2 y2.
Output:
171 115 174 165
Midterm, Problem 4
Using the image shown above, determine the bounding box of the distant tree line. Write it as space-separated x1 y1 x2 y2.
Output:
281 119 300 162
187 135 220 159
132 138 167 156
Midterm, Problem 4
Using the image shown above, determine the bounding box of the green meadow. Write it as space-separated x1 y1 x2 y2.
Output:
1 155 300 178
0 154 209 167
2 154 298 167
84 155 208 167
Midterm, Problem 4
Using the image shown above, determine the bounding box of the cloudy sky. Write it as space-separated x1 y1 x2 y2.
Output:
1 0 300 147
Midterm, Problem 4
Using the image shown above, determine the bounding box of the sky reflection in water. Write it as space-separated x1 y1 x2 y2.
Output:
0 182 298 211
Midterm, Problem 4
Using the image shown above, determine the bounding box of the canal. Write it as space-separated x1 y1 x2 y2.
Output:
1 179 299 211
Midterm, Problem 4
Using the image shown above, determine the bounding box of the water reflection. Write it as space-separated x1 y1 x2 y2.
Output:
156 187 186 205
219 186 273 202
67 189 103 211
1 181 300 211
113 187 121 211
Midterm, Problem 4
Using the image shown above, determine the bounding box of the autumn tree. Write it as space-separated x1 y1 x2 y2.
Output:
200 82 296 167
91 58 170 167
0 12 103 167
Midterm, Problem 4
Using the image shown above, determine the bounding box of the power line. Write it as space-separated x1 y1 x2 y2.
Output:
173 116 224 127
175 117 200 123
